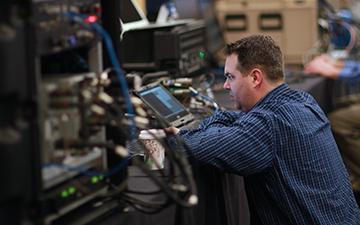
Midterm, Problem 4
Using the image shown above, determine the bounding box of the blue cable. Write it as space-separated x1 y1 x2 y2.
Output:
59 12 138 177
63 12 137 140
188 87 219 109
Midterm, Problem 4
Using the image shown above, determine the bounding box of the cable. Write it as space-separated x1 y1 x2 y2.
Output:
63 12 137 140
132 103 197 196
328 17 357 53
188 86 219 109
50 112 198 209
132 159 196 208
124 188 163 195
118 194 172 214
343 22 357 52
319 0 336 14
142 71 169 85
100 146 196 212
199 72 216 88
125 127 198 208
61 12 198 211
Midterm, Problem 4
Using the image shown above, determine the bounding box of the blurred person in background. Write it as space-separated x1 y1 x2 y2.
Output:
305 54 360 194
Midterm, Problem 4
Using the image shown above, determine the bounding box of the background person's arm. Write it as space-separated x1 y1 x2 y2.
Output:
304 54 344 79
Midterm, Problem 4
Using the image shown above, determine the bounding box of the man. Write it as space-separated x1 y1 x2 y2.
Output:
305 54 360 191
170 35 360 224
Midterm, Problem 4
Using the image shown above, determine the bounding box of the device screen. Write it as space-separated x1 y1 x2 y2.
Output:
138 85 190 123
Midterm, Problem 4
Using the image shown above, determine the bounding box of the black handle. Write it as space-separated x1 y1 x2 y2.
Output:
225 14 247 31
258 13 282 31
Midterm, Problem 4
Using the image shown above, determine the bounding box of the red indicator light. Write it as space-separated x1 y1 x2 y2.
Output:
84 15 98 24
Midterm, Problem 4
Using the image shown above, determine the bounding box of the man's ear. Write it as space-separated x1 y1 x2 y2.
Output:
250 68 263 87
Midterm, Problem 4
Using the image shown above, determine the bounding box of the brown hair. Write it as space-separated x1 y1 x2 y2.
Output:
223 35 284 82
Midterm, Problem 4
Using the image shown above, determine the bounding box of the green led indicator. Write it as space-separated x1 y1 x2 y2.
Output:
91 176 99 184
68 187 76 194
61 190 69 198
169 87 176 93
199 51 206 60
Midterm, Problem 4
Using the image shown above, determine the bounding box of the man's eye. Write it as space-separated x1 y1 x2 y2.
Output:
226 75 235 81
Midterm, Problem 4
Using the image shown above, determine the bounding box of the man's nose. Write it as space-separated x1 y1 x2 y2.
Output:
223 80 230 90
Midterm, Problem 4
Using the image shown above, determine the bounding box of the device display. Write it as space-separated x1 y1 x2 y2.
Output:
137 84 194 126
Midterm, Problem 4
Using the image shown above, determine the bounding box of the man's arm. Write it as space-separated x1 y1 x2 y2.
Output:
197 109 245 129
179 112 273 176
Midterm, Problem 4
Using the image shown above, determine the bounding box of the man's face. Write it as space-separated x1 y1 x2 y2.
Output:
223 54 254 111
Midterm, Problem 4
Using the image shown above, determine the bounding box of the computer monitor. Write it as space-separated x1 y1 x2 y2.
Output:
119 0 149 32
202 4 225 57
174 0 202 19
136 83 195 127
137 84 188 121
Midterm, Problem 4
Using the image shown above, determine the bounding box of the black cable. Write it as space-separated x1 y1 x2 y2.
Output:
104 177 174 214
104 78 197 197
130 128 196 203
118 195 173 214
85 84 198 209
102 139 195 208
141 126 196 196
119 194 170 209
107 179 174 214
199 72 216 88
124 188 163 195
142 71 169 85
319 0 336 14
132 156 195 208
140 109 198 200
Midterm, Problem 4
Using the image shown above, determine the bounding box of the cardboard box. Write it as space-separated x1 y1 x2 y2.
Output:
216 0 318 64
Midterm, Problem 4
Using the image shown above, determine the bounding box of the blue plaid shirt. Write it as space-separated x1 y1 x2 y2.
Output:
179 84 360 225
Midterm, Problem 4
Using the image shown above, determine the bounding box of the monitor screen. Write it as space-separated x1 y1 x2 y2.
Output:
137 85 189 121
120 0 143 23
174 0 202 19
202 4 224 55
120 0 148 31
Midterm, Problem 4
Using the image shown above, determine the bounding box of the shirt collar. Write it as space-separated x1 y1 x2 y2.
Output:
250 82 289 111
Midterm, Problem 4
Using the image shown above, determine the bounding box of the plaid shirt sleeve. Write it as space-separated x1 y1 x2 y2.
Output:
179 111 273 175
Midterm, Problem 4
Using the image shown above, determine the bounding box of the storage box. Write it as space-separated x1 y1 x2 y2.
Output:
215 0 318 64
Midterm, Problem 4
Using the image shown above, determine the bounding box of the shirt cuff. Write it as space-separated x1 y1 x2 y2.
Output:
179 128 189 136
339 60 360 78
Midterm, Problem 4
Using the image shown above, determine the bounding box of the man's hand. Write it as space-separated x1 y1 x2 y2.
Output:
164 127 180 135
